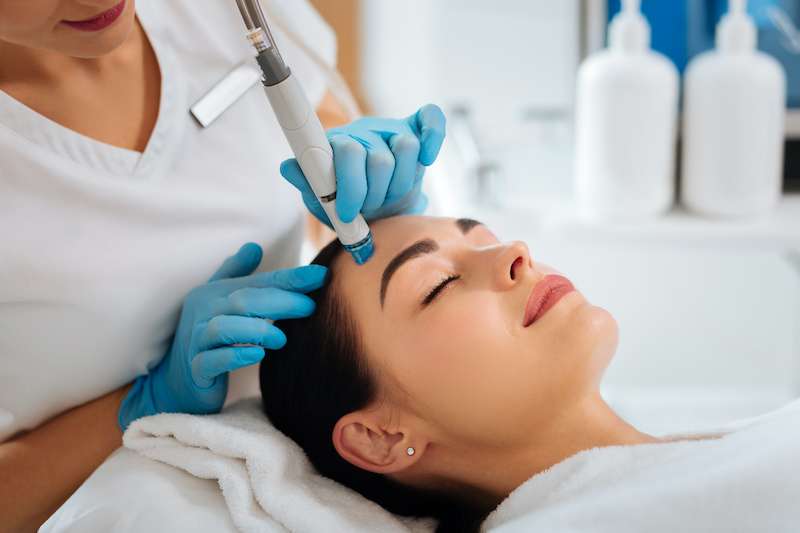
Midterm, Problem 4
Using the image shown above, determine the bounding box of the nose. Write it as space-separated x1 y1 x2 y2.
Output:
492 241 532 290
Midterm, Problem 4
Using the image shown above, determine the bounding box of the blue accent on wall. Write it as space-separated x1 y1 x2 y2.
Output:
607 0 799 106
607 0 689 71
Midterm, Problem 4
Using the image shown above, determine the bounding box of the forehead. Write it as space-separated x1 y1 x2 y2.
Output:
331 215 454 286
327 215 457 365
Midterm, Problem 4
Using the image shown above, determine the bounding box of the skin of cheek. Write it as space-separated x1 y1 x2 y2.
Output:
374 289 620 450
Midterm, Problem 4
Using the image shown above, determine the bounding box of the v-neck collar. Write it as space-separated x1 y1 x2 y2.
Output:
0 2 186 181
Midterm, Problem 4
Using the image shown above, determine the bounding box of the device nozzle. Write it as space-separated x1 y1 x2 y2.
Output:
344 233 375 265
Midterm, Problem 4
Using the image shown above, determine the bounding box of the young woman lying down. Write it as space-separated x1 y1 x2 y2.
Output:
259 215 800 533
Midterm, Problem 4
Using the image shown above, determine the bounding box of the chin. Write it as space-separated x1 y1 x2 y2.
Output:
582 305 618 385
56 9 135 58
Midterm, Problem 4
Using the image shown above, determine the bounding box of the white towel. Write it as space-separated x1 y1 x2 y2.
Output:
125 396 800 533
482 398 800 532
123 398 434 533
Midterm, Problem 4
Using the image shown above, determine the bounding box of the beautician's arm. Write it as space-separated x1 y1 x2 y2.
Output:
0 383 132 533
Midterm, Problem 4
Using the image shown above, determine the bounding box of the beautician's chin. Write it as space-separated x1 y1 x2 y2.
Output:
53 0 137 58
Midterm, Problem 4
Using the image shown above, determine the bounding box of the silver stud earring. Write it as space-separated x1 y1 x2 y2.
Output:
406 447 415 456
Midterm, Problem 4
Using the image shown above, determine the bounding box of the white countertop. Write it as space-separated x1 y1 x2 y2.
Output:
471 193 800 253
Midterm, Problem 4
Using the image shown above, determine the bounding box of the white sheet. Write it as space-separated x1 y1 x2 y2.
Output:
40 447 239 533
483 398 800 532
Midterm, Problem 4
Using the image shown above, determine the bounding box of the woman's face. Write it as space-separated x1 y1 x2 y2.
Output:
332 215 618 450
0 0 136 58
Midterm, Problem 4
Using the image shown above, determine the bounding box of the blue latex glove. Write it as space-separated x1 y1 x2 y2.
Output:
280 103 446 227
118 243 328 430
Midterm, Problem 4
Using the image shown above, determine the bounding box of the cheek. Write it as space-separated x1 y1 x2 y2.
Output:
384 293 619 446
406 292 507 377
387 293 523 438
511 297 619 405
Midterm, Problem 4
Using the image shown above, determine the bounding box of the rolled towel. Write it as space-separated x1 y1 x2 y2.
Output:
124 398 434 533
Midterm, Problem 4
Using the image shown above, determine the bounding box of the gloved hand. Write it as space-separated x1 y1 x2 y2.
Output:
118 243 328 430
280 103 446 227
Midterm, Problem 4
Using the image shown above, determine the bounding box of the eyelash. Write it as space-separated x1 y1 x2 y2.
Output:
422 274 460 306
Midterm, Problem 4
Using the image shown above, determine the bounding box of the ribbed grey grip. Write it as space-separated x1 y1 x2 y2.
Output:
256 50 290 86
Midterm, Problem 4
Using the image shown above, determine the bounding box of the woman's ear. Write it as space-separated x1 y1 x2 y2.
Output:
332 410 422 474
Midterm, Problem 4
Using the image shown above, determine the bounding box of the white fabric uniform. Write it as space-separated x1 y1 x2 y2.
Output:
0 0 336 442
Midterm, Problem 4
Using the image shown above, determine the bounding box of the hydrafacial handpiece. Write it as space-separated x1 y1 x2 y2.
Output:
234 0 374 264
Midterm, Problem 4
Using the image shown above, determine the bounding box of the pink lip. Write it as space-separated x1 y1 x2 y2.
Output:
62 0 125 32
523 275 575 327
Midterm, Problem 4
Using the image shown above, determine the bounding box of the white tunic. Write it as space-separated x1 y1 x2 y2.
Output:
0 0 336 442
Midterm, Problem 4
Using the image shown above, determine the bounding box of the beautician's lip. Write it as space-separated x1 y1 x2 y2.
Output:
522 275 575 327
62 0 125 32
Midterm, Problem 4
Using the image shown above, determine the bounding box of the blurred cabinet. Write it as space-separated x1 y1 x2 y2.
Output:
359 0 581 130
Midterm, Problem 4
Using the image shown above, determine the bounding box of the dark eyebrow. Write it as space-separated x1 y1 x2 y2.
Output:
379 218 485 308
380 239 438 307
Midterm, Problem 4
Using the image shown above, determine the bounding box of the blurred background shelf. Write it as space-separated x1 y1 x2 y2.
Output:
472 193 800 253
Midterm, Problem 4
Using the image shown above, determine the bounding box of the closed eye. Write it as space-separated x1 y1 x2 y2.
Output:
422 274 460 307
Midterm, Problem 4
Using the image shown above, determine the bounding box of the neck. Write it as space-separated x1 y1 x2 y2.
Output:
425 391 661 508
0 19 143 86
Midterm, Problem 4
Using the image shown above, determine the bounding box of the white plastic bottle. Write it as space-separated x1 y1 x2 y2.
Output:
681 0 786 218
574 0 679 220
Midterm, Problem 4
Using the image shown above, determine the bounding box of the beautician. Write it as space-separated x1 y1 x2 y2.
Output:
0 0 445 529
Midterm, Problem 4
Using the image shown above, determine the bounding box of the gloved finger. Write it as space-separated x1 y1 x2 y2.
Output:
208 242 263 282
385 133 421 203
219 287 316 320
197 314 288 352
407 104 446 166
362 135 395 212
223 264 329 295
190 345 266 388
374 175 426 219
329 134 367 223
280 159 314 197
280 159 334 227
303 191 332 227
